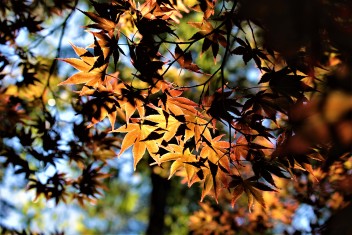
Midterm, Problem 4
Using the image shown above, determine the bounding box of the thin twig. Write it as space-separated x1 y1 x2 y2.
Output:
38 0 78 99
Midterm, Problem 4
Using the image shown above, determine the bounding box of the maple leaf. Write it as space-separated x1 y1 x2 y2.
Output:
243 177 276 209
233 111 274 138
231 183 244 208
200 135 230 169
160 93 199 116
172 45 202 73
72 164 111 206
260 67 315 98
201 171 214 201
189 21 227 60
78 9 116 32
231 37 268 68
185 115 212 150
196 135 231 201
157 92 212 147
88 0 131 24
113 82 147 122
88 31 124 68
202 87 242 123
226 174 245 208
199 159 224 202
231 135 250 161
159 142 199 186
242 90 290 122
81 93 118 129
252 160 290 188
138 0 181 22
228 175 276 209
160 91 213 144
75 75 146 128
58 43 108 93
144 108 182 142
192 0 215 19
112 121 161 169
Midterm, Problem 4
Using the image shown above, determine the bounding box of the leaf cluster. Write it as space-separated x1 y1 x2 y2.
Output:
57 0 351 211
0 0 351 233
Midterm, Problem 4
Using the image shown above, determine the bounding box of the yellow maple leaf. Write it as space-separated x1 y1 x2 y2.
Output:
160 143 198 186
144 108 182 142
58 43 108 94
200 134 230 168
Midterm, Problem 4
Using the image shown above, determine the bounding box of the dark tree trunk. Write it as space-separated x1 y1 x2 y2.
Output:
146 169 171 235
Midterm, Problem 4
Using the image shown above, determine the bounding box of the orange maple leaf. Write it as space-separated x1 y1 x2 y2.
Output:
112 121 161 169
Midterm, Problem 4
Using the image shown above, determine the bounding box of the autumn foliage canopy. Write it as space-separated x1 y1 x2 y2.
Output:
0 0 351 234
